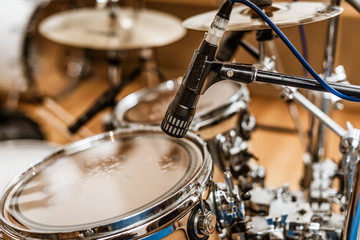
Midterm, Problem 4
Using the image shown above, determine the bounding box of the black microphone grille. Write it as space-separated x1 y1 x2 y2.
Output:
161 111 193 138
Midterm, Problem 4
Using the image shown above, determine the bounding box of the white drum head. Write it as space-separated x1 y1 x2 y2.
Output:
0 140 56 193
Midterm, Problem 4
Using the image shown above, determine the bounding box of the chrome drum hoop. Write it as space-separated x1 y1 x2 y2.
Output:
0 126 213 240
113 80 250 132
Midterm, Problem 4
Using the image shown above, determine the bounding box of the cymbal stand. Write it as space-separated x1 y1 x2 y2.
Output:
107 50 123 87
254 29 307 149
307 0 343 163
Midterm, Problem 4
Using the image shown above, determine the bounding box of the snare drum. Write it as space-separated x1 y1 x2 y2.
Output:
0 128 219 239
113 80 251 140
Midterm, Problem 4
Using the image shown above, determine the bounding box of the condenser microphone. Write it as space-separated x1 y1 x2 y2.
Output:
161 0 234 138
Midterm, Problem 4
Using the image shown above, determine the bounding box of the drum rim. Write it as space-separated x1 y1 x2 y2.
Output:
113 80 249 131
0 126 213 239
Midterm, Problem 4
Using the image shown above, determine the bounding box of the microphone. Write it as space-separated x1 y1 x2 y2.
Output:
161 0 234 138
161 47 210 138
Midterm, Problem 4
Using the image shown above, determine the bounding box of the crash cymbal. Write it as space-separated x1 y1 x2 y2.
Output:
183 2 343 31
39 7 186 50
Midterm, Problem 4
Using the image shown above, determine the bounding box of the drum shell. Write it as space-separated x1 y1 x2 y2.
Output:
0 127 214 240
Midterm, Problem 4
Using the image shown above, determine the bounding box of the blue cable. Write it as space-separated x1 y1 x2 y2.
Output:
298 25 309 78
293 0 309 77
229 0 360 102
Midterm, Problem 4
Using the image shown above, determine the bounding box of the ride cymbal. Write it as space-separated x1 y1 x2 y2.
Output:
39 7 186 50
183 2 343 31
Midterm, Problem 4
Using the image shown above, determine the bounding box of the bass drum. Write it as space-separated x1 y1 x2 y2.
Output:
0 127 220 240
0 0 92 100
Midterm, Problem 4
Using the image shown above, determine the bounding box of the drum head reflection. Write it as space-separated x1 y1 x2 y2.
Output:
2 131 203 232
121 80 244 124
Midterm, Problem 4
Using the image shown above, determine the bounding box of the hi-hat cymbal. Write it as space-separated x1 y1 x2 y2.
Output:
39 7 186 50
183 2 343 31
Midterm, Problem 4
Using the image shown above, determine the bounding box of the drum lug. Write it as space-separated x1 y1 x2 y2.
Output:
210 128 248 171
238 110 256 141
208 128 264 188
208 171 247 239
193 208 217 238
187 194 217 239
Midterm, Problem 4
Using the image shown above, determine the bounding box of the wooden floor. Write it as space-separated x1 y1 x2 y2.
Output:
17 72 360 192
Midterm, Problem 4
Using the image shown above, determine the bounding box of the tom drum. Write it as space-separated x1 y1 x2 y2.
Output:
113 79 252 140
0 128 221 239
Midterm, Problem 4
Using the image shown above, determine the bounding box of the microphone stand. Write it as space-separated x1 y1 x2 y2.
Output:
204 61 360 97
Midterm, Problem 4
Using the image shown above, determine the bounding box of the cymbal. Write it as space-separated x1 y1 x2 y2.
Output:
183 2 343 31
39 7 186 50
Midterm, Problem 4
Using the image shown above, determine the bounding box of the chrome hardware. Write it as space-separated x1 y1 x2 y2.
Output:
238 110 257 141
217 129 249 169
193 209 217 238
305 158 338 205
209 171 246 238
189 194 217 239
339 123 360 201
208 127 262 189
320 65 348 110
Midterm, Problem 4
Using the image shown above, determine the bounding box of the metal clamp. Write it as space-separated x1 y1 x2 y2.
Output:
188 194 217 240
208 172 246 238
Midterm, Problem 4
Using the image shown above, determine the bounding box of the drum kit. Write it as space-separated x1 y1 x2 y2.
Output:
0 0 360 239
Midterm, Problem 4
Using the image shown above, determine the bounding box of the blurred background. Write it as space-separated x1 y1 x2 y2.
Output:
0 0 359 190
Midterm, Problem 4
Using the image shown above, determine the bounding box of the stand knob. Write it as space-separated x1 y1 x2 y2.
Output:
195 210 217 238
